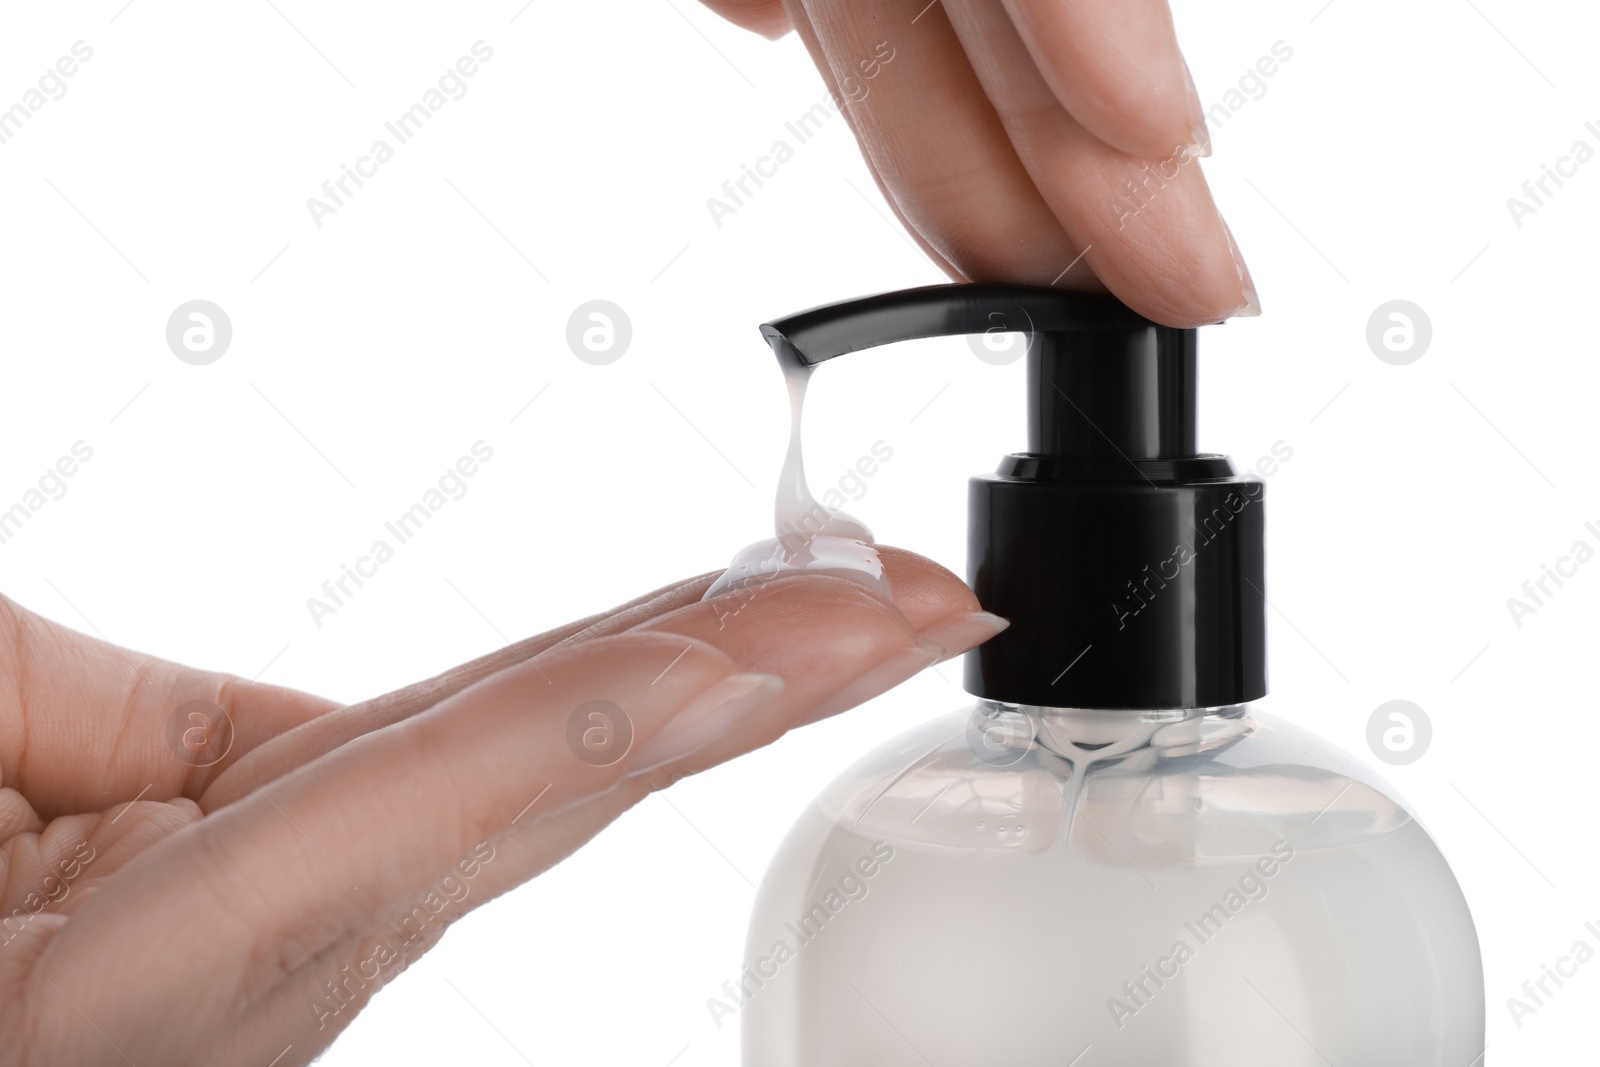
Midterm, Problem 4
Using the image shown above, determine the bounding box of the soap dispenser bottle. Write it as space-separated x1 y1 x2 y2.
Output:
739 284 1485 1066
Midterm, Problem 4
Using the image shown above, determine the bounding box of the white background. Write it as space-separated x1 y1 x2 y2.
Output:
1 0 1596 1063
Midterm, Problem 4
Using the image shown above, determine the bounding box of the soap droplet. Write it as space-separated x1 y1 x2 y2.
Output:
703 337 890 603
704 533 890 600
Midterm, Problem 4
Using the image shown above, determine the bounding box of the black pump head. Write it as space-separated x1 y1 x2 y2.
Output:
761 282 1267 711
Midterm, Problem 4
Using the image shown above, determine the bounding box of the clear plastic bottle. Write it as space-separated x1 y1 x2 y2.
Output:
727 283 1485 1063
742 701 1485 1065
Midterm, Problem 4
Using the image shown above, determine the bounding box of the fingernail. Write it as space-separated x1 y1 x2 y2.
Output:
917 610 1011 655
1218 215 1260 318
798 636 946 727
798 611 1011 727
627 672 786 775
1181 58 1211 158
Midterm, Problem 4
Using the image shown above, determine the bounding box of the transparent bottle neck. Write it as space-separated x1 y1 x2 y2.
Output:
977 699 1252 761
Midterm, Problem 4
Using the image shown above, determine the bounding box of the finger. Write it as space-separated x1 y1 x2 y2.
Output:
943 0 1254 325
776 0 959 281
45 559 991 1025
790 0 1091 286
0 595 337 819
999 0 1204 160
636 548 990 739
326 547 989 913
36 631 745 1045
244 794 629 1057
242 558 998 1044
700 0 793 38
202 546 961 812
0 801 200 923
200 570 720 811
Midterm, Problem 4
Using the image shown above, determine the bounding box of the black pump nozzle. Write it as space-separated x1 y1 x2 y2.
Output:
763 282 1266 711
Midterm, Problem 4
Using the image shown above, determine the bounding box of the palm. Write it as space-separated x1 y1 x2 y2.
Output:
0 599 334 1064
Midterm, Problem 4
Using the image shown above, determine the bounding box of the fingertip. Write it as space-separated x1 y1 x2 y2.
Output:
875 546 983 627
698 0 793 39
1071 163 1256 327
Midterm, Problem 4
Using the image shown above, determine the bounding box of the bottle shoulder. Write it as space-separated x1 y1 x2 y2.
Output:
811 704 1421 863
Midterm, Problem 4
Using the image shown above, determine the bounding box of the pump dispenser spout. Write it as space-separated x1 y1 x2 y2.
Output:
762 282 1266 711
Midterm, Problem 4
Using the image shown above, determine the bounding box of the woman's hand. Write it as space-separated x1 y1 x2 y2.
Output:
0 548 1003 1066
701 0 1255 327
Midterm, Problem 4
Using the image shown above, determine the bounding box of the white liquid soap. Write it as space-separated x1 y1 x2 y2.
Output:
704 341 888 602
741 705 1484 1066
